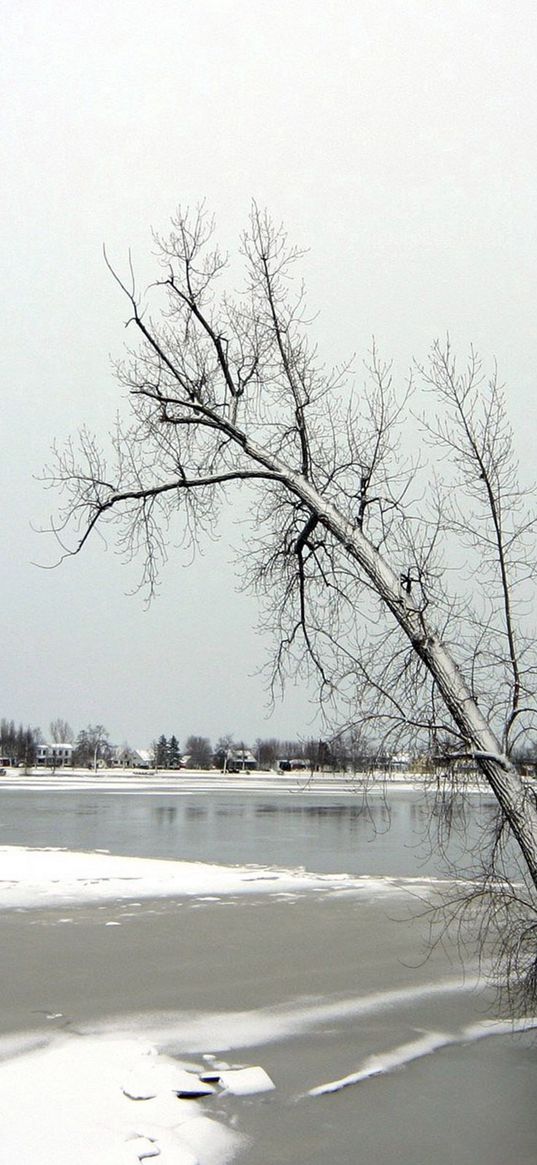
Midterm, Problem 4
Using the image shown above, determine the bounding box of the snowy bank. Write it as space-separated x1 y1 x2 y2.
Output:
0 1034 247 1165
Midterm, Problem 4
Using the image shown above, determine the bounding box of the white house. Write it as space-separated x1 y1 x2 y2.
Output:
36 743 74 768
226 748 257 772
113 746 152 769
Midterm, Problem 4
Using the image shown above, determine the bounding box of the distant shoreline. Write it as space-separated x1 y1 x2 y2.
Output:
0 766 491 796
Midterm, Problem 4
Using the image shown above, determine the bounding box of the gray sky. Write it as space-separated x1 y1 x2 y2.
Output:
2 0 537 748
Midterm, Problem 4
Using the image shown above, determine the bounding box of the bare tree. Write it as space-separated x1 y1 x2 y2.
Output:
255 737 282 769
45 205 537 990
184 734 213 770
73 724 110 770
49 718 74 743
214 734 235 770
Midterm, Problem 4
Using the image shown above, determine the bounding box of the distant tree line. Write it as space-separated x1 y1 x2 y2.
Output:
3 716 536 775
151 730 389 772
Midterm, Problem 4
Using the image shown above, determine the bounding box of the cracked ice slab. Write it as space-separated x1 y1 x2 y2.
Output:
216 1066 275 1095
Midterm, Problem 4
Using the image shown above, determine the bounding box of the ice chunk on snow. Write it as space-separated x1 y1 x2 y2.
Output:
218 1066 275 1095
122 1135 160 1160
173 1070 217 1098
123 1059 215 1101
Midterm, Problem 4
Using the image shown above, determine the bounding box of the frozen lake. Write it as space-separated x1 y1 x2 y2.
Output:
0 777 535 1164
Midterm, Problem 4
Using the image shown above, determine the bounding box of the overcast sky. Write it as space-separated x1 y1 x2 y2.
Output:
2 1 537 749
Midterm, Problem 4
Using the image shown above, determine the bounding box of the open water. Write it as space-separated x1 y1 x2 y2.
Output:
0 783 502 876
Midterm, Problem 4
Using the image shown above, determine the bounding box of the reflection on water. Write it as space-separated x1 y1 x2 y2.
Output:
255 802 385 821
0 788 499 878
215 805 247 817
154 806 178 826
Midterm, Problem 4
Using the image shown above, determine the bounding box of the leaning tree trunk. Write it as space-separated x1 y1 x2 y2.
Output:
246 437 537 891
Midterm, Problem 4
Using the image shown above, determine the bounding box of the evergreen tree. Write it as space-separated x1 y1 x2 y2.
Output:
155 735 168 769
168 734 181 768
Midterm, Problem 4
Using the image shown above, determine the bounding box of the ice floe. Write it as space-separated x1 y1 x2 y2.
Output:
0 845 452 911
122 1052 217 1101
